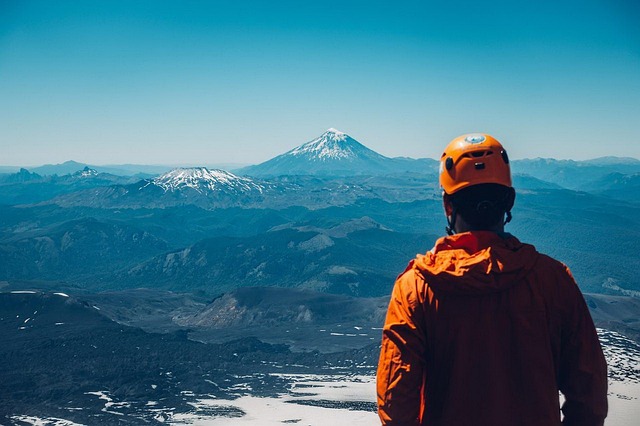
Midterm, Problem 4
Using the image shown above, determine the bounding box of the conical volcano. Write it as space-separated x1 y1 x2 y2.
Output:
240 129 394 176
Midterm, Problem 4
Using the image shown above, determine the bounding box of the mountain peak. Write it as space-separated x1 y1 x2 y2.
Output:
73 166 99 178
324 128 347 140
288 128 375 161
150 167 266 194
239 129 404 176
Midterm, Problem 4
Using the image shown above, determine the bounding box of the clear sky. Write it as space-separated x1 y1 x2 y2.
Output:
1 0 639 166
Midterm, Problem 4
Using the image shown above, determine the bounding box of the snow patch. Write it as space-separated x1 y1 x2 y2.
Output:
328 266 357 275
10 415 84 426
168 375 377 425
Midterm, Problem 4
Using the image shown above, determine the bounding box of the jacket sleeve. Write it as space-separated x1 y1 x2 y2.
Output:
558 266 608 426
377 267 427 425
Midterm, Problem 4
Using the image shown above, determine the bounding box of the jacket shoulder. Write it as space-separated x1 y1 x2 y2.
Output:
531 251 575 280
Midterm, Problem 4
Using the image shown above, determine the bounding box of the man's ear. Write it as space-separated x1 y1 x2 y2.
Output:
443 193 454 216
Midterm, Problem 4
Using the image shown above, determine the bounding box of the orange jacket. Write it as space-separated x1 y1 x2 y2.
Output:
377 231 607 426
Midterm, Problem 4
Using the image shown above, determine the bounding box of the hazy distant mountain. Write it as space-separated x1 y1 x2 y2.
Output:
0 167 138 205
27 160 163 177
27 161 253 177
512 173 563 190
29 160 90 176
582 156 640 166
511 157 640 190
240 129 437 177
0 166 21 173
580 172 640 202
0 168 43 184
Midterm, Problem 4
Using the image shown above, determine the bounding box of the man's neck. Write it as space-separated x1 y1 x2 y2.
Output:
454 215 504 234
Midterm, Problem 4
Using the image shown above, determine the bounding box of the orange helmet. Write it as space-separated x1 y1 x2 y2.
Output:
439 133 512 194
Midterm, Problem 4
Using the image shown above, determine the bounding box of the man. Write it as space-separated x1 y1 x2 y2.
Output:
376 134 608 425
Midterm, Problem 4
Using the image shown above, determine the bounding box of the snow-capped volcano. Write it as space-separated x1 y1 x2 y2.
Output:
149 168 266 194
288 128 384 161
240 129 403 177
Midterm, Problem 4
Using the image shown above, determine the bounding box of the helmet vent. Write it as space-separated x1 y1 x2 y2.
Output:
474 162 486 170
445 157 454 171
462 151 493 158
501 150 510 164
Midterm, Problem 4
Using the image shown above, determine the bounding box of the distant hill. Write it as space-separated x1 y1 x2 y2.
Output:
0 217 168 281
117 220 434 297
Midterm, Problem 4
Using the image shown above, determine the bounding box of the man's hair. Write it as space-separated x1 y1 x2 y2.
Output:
448 183 514 230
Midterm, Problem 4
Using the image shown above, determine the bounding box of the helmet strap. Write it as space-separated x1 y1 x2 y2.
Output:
504 210 512 225
446 206 457 236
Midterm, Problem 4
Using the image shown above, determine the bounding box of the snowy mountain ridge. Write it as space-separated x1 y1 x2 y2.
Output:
147 167 266 194
72 166 99 178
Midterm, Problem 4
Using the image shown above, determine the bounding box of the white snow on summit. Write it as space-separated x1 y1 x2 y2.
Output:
240 128 398 176
325 128 347 140
73 167 99 178
148 167 266 194
289 129 370 160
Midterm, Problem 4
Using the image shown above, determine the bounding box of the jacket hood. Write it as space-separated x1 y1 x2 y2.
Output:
413 231 539 295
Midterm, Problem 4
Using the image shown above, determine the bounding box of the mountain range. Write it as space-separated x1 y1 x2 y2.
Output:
3 128 639 189
1 129 639 298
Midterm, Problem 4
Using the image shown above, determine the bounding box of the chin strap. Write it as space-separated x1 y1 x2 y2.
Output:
504 210 512 225
446 207 457 236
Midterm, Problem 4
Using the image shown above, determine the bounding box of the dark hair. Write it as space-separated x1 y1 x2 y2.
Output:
449 184 514 230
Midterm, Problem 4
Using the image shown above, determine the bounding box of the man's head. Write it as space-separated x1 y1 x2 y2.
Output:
439 133 515 235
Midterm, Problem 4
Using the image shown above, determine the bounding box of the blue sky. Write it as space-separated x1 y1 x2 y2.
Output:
1 0 639 165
